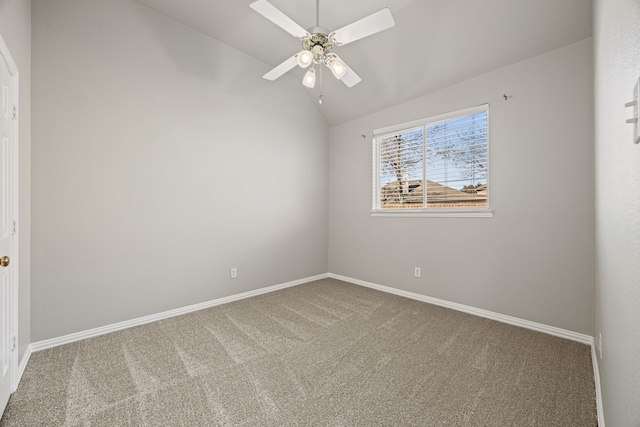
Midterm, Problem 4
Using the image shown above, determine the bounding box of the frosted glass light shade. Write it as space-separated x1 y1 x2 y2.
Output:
296 50 314 68
302 67 316 88
328 57 347 79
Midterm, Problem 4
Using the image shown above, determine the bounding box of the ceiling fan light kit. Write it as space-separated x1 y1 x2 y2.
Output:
296 49 314 68
250 0 395 90
302 67 316 88
326 54 347 80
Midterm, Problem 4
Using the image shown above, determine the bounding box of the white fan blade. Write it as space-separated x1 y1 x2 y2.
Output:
263 55 298 81
250 0 309 39
340 60 362 88
331 8 395 46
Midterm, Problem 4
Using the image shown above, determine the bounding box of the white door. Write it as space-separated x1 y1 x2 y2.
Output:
0 36 16 416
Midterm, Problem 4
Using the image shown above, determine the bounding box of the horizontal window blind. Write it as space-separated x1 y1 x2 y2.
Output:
374 105 489 211
378 127 424 209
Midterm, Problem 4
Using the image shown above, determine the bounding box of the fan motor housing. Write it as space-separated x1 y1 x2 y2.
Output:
302 29 332 56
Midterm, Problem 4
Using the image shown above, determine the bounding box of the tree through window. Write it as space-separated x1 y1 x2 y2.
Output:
374 105 489 212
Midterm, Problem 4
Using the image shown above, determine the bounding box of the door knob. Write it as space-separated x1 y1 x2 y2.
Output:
0 256 9 267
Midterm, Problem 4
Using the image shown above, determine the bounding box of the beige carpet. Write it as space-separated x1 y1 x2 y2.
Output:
0 278 596 426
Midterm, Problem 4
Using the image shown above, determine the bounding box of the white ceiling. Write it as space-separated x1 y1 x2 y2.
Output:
133 0 592 126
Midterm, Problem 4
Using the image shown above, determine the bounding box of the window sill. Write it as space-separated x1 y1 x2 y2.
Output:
370 208 494 218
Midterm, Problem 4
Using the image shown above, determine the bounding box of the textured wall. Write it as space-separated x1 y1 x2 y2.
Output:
329 39 594 335
594 0 640 425
31 0 329 341
0 0 31 362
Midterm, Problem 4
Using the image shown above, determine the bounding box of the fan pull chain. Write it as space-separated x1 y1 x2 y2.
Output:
319 65 323 104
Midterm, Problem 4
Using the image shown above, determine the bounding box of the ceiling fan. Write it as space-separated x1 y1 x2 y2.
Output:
250 0 395 89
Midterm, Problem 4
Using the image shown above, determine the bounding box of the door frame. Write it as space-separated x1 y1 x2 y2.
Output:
0 32 20 393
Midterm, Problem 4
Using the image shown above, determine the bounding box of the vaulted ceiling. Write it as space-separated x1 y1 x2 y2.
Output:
133 0 592 126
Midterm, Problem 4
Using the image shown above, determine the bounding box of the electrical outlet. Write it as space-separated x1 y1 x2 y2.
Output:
414 267 421 278
230 268 237 279
598 332 603 360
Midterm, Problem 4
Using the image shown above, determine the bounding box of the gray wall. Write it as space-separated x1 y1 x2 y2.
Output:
594 0 640 425
329 38 594 335
31 0 329 341
0 0 31 361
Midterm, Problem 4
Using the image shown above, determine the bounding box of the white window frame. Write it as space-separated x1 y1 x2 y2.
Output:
371 104 493 218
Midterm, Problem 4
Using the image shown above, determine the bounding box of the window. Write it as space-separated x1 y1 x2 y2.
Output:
372 105 492 217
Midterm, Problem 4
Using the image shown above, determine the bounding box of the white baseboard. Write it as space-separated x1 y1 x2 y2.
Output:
328 273 593 345
591 342 605 426
13 346 31 392
29 273 329 353
20 271 604 424
329 273 603 423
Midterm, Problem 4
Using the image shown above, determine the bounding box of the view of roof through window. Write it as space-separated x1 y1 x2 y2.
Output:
377 110 488 209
